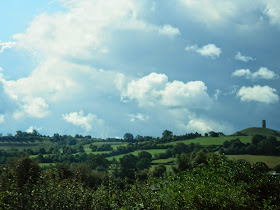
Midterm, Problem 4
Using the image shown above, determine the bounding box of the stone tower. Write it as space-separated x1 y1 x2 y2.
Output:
262 120 266 128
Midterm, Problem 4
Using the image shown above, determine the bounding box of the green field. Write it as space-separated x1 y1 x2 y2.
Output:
0 140 54 151
227 155 280 169
107 149 167 161
152 158 176 165
83 142 128 153
164 136 253 146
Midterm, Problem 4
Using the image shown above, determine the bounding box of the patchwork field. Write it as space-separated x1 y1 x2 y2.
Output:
227 155 280 169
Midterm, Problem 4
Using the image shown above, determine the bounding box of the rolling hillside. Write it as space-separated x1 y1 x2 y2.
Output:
231 127 280 137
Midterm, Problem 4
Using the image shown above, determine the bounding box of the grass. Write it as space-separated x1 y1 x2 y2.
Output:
232 127 280 137
83 142 128 153
152 158 176 165
107 149 167 161
164 136 253 146
227 155 280 169
39 163 55 168
0 140 54 151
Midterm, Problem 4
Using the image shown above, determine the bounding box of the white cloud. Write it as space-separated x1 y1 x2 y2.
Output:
0 114 5 124
232 69 251 79
264 0 280 26
185 44 222 59
180 0 238 26
121 72 212 109
11 97 49 120
160 80 211 108
252 67 277 80
186 118 233 134
232 67 277 80
158 24 180 37
214 89 222 101
26 126 42 133
0 41 16 53
22 97 49 118
62 110 104 132
121 72 168 106
186 119 213 134
237 85 279 104
13 0 179 60
129 113 149 122
235 51 255 62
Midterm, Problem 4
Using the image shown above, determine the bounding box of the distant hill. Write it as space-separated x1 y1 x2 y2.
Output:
231 127 280 137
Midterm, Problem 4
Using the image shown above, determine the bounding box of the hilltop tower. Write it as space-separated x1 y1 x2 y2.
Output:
262 120 266 128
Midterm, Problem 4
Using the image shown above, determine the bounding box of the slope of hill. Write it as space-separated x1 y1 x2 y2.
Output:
231 127 280 137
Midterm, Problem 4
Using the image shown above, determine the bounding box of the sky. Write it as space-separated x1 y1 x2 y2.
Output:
0 0 280 138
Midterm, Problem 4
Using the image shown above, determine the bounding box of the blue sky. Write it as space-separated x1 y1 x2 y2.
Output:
0 0 279 138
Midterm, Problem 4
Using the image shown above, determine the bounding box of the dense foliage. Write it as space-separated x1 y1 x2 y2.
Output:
0 153 279 209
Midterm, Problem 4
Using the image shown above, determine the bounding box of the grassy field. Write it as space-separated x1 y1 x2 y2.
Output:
164 136 253 146
83 142 128 153
227 155 280 169
152 158 176 165
0 140 54 151
107 149 167 161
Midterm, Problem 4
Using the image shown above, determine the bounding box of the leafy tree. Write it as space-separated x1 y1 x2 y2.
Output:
162 130 173 139
208 131 219 137
123 133 134 142
252 134 265 145
152 164 166 177
119 154 138 179
13 157 41 187
136 151 152 170
87 154 109 171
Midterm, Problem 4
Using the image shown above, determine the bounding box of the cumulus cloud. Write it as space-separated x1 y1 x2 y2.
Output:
13 0 179 60
0 114 5 124
232 69 252 79
186 118 233 134
264 0 280 26
185 44 222 59
62 110 104 132
186 119 213 134
232 67 278 80
26 126 42 133
235 51 255 62
180 0 238 26
22 97 49 118
121 72 212 108
252 67 278 80
158 24 181 37
129 113 149 122
237 85 279 104
0 41 16 53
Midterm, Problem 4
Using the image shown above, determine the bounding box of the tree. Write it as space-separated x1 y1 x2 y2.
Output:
87 154 110 171
119 154 138 179
251 134 265 145
152 164 166 177
137 151 152 170
162 130 173 139
13 157 41 187
123 133 134 142
209 131 219 137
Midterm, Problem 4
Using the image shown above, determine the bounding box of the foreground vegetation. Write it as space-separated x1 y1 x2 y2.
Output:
0 153 279 209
